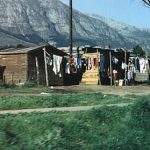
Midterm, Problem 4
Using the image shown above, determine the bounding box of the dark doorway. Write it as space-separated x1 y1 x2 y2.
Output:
0 66 6 82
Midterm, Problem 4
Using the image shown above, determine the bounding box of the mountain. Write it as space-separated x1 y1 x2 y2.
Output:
0 0 150 50
88 14 150 50
0 29 36 49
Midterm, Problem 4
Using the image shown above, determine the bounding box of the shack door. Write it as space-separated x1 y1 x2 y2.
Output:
81 52 100 85
0 66 5 82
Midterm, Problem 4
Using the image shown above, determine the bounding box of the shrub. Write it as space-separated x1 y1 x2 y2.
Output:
0 83 17 89
23 81 37 88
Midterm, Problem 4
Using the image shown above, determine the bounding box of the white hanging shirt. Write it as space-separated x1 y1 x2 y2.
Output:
53 55 63 77
139 58 145 73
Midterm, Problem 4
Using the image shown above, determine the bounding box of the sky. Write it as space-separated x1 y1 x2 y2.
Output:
60 0 150 29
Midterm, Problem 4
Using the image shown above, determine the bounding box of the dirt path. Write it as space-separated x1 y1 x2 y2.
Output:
0 103 133 115
56 85 150 96
0 85 149 96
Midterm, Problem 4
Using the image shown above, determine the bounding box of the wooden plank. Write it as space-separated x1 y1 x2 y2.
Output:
43 48 49 86
81 52 100 85
35 57 40 84
97 50 101 85
124 50 127 86
109 51 113 86
82 53 98 58
0 53 28 84
135 73 149 82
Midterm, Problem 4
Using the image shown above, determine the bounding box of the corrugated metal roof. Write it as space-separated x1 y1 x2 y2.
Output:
83 46 129 53
0 45 68 56
0 46 42 54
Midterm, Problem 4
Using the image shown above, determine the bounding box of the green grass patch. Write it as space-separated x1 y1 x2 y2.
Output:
0 92 144 110
0 100 150 149
0 85 46 94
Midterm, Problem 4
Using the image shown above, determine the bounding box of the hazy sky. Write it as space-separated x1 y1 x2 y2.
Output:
60 0 150 28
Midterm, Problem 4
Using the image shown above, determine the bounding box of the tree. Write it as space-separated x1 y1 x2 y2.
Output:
147 51 150 57
142 0 150 7
133 45 146 56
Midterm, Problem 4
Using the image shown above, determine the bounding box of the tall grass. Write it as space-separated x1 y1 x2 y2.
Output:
0 100 150 150
0 93 141 110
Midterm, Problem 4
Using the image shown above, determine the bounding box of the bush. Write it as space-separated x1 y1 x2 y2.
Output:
0 83 17 89
23 81 37 88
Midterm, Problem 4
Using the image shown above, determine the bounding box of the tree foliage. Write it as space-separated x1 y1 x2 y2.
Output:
133 45 146 56
142 0 150 7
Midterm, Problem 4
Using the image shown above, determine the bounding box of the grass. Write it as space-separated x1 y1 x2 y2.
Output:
0 92 144 110
0 84 46 94
0 100 150 150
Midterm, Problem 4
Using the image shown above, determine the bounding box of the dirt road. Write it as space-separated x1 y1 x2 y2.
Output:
48 85 150 96
0 85 150 96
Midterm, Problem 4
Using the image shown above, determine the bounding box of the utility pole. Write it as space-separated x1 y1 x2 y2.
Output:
124 50 127 86
69 0 73 58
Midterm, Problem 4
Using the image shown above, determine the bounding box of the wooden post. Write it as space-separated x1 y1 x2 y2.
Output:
69 0 73 58
85 48 88 54
43 48 49 86
97 49 101 85
124 50 127 86
11 73 13 84
35 57 40 85
3 75 5 84
109 51 113 86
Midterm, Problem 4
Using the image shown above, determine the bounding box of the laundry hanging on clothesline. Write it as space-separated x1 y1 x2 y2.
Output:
45 53 63 77
131 57 150 73
53 55 63 77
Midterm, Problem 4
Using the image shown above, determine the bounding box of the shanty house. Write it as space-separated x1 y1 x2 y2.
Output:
81 47 130 85
0 45 67 86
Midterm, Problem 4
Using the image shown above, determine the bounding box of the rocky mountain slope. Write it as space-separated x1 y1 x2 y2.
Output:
88 14 150 50
0 0 150 50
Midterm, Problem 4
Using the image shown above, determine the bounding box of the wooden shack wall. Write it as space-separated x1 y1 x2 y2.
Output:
27 50 65 86
47 58 65 86
27 51 46 84
0 54 28 84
